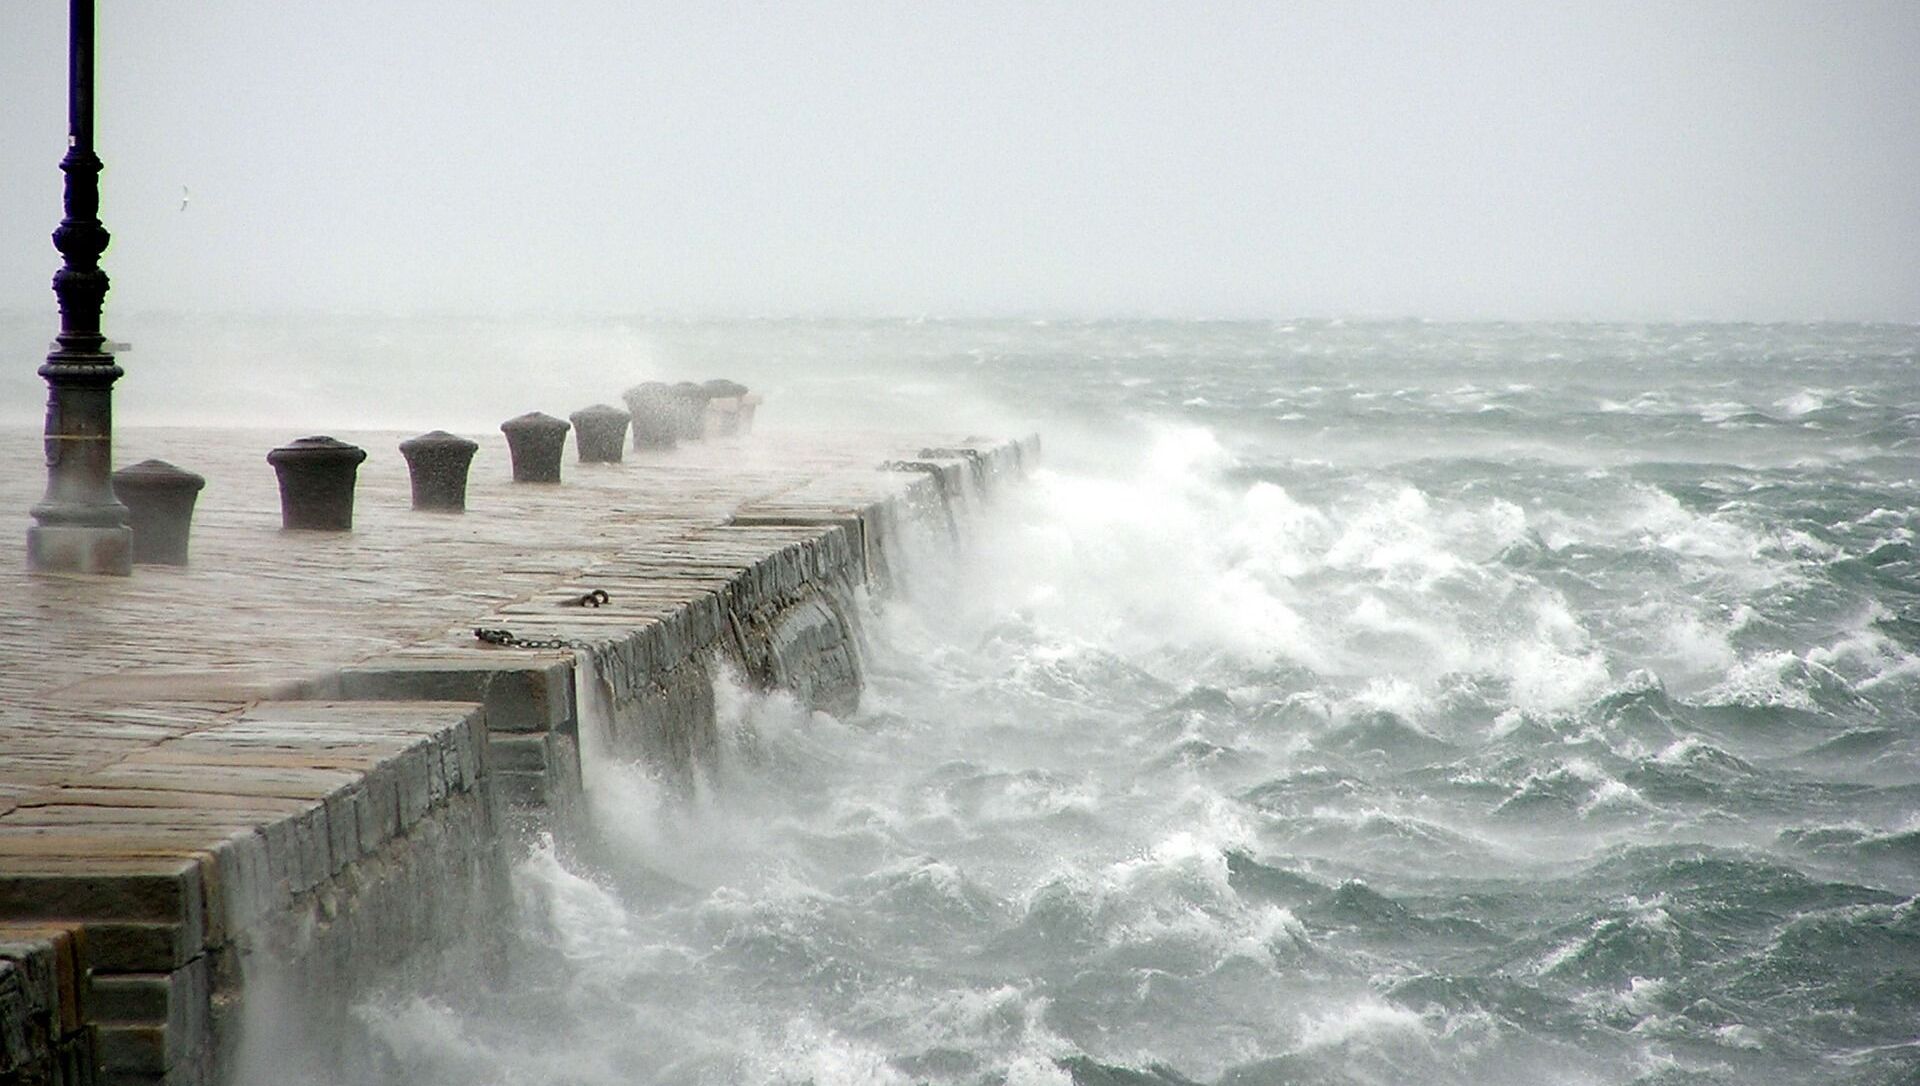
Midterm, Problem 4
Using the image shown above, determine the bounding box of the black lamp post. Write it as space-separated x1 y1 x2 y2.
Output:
27 0 131 575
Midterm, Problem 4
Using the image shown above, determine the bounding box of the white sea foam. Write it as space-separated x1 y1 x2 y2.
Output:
1348 676 1434 719
1653 607 1743 677
1651 736 1713 767
1295 998 1432 1051
740 1020 908 1086
1808 613 1920 692
958 425 1641 732
945 426 1326 668
1501 611 1611 716
1701 651 1825 711
513 834 635 961
210 318 1920 1086
1775 389 1830 417
1581 777 1651 816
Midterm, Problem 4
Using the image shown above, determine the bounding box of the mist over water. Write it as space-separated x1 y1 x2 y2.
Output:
32 317 1915 1084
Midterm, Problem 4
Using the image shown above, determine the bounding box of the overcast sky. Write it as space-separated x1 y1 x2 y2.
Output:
2 2 1916 320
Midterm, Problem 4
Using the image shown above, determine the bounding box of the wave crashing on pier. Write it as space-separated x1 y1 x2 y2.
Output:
249 318 1914 1086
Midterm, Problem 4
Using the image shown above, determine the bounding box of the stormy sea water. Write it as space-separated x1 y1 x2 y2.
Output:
12 316 1916 1084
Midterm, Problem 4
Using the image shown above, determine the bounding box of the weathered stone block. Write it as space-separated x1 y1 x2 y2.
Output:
356 762 401 851
424 741 449 806
215 830 274 933
292 805 331 894
545 734 581 796
396 749 433 829
487 735 554 776
0 932 74 1081
334 659 574 736
93 1023 166 1075
89 958 207 1051
490 772 547 813
451 721 483 786
261 818 296 893
77 923 192 974
322 788 361 874
0 859 206 933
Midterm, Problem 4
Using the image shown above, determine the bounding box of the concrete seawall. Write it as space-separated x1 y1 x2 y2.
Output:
0 427 1036 1085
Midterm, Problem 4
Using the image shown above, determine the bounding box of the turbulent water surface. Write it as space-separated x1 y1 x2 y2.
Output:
70 318 1913 1085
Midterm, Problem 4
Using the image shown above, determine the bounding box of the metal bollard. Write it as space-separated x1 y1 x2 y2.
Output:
701 379 749 437
671 382 712 442
267 436 367 531
398 430 480 512
111 459 206 565
569 404 631 463
500 412 570 483
738 392 763 434
622 382 680 450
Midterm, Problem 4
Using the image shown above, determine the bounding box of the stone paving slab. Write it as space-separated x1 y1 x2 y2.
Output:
0 420 1027 1084
0 700 489 952
0 422 1004 866
0 422 966 768
0 424 967 886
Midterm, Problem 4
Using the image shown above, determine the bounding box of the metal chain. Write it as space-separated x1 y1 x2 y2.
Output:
474 628 590 650
474 588 609 649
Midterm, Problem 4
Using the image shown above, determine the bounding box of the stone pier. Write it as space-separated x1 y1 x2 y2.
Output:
0 424 1037 1085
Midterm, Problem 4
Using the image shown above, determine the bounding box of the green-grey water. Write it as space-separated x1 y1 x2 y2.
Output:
477 320 1916 1086
10 316 1915 1084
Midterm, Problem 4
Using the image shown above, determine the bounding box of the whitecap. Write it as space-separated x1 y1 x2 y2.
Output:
1775 389 1830 417
1581 777 1652 816
1294 997 1431 1051
1698 401 1753 424
1699 651 1829 711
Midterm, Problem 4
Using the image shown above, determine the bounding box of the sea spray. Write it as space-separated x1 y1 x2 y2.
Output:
336 319 1915 1086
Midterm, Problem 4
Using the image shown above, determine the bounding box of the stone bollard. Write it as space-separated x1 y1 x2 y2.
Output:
569 404 630 463
267 436 367 531
398 430 480 512
111 459 206 565
622 382 680 450
701 379 750 437
500 412 570 483
671 382 712 442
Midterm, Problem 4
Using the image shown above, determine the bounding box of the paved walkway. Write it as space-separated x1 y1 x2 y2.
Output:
0 422 954 816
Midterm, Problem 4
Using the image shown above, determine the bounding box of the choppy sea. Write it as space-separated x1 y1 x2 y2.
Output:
12 316 1918 1085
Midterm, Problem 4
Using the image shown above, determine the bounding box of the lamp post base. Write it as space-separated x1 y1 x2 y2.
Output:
28 523 132 576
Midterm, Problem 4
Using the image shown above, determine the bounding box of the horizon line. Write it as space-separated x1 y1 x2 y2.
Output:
1 305 1916 328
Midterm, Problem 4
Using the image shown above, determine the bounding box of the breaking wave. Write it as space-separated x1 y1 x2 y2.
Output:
346 320 1916 1085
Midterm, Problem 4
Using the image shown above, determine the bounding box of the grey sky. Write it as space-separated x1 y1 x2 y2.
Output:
2 1 1916 320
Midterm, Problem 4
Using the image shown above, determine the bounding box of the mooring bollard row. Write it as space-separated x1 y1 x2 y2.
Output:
500 412 570 483
398 430 480 512
110 458 206 565
569 404 631 463
267 436 368 531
